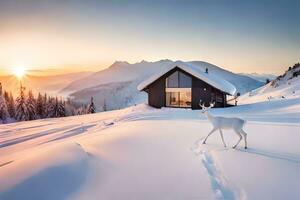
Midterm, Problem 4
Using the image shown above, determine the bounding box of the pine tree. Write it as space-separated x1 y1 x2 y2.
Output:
47 97 66 118
7 92 16 118
3 91 9 103
51 97 59 117
36 92 45 118
15 84 29 121
0 83 9 123
76 105 86 115
87 97 96 114
57 98 66 117
26 90 37 120
43 93 48 106
0 96 8 123
46 96 54 118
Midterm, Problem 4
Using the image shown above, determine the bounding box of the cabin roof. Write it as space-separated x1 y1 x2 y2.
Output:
137 61 237 96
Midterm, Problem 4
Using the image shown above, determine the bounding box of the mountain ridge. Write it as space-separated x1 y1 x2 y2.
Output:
66 60 264 111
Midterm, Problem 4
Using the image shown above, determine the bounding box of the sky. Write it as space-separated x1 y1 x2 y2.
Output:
0 0 299 76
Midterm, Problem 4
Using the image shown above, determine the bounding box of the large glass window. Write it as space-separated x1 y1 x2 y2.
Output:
179 72 192 88
166 90 191 107
166 71 179 88
166 71 192 88
166 91 179 107
179 91 192 107
165 71 192 108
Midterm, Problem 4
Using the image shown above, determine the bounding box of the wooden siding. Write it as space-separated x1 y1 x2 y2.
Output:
147 76 165 108
191 78 226 109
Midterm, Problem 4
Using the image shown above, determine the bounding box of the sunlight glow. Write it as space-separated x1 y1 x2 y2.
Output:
13 67 27 79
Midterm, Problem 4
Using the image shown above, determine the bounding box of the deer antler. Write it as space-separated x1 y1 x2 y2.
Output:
199 100 205 108
209 101 215 108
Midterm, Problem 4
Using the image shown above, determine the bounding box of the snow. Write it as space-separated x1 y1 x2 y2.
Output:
1 99 300 199
137 61 237 96
239 73 276 83
238 67 300 104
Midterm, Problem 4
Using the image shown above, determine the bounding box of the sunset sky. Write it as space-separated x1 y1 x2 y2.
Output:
0 0 299 76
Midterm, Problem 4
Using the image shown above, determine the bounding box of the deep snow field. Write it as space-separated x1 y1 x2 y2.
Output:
1 99 300 200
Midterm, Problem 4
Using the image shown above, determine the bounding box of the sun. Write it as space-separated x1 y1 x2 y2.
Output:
13 67 27 79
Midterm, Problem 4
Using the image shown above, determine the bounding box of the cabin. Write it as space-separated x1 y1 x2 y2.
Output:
137 61 237 109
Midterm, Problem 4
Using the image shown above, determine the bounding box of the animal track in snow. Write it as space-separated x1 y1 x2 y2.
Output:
199 150 246 200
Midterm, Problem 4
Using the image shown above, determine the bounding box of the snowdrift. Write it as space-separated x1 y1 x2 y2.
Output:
1 100 300 200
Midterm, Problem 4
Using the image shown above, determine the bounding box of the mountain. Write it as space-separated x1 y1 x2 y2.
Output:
239 73 277 83
65 60 263 111
61 60 172 93
238 63 300 104
0 72 92 96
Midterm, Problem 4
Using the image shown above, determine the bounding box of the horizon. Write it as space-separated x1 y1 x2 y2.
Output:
0 0 299 76
0 59 293 77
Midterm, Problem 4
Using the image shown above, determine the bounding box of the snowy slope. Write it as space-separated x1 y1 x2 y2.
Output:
70 81 147 111
61 60 173 93
238 65 300 104
239 73 276 83
66 60 263 110
0 100 300 200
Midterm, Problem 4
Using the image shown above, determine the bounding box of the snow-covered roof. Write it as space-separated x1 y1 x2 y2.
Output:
137 61 237 96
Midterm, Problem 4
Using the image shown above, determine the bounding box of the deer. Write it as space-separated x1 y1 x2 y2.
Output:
199 101 248 149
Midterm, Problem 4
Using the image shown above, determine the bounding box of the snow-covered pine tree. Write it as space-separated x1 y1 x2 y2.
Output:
0 83 9 123
26 90 37 120
57 98 66 117
87 97 96 114
36 92 45 118
7 92 16 118
15 84 29 121
76 105 86 115
0 96 8 123
47 97 66 118
43 93 47 106
46 96 54 118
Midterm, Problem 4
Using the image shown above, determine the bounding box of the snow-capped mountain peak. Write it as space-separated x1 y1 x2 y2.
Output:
109 61 130 68
62 60 263 111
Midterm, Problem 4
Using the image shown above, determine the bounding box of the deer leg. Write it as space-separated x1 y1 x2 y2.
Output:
219 129 227 147
233 130 242 149
202 128 217 144
240 129 248 149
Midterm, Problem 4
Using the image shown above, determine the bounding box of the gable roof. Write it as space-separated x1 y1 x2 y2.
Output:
137 61 237 96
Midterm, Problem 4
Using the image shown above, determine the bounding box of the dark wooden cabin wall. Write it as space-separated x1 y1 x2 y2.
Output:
192 78 226 109
147 76 166 108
